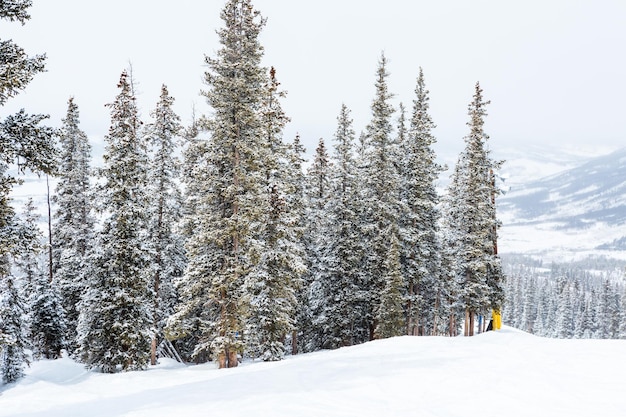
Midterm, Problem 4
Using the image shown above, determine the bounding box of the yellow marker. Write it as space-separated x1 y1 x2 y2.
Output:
492 310 502 330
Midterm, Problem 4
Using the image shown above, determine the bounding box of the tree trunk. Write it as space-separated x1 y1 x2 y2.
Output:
46 175 53 283
150 337 157 366
228 350 238 368
218 352 227 369
291 330 298 355
464 310 470 336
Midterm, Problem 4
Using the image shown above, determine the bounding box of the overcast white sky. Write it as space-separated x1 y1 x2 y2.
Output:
2 0 626 164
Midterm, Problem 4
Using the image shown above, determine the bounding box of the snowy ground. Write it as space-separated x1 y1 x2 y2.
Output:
1 327 625 417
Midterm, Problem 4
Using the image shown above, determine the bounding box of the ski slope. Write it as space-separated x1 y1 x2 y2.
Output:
1 327 625 417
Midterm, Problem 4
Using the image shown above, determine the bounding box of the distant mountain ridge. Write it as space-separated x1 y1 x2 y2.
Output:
498 147 626 257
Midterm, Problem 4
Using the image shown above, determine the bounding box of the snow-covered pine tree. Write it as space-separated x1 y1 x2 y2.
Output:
0 274 28 384
400 68 444 336
13 199 66 359
12 199 42 288
445 83 504 336
304 138 332 351
168 0 268 369
314 104 362 349
360 52 401 340
618 286 626 339
52 97 94 352
1 0 55 283
374 226 406 339
164 112 210 363
144 85 186 365
519 275 538 333
1 201 41 382
555 283 574 338
288 134 309 355
245 67 305 361
76 70 152 373
1 1 55 381
29 272 66 360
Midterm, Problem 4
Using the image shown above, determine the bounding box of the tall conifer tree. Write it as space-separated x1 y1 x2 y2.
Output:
361 53 400 340
288 134 308 355
245 68 305 361
314 104 362 348
400 69 443 335
304 138 332 351
444 83 504 336
145 85 186 364
52 97 94 351
77 70 152 372
0 1 55 381
168 0 268 368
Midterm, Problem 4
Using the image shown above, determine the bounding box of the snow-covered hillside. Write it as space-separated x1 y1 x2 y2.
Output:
498 147 626 259
1 328 625 417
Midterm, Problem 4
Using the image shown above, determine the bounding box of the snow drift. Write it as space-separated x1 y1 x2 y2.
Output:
1 327 625 417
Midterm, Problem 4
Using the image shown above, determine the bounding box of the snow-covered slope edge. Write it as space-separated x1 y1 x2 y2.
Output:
2 328 626 417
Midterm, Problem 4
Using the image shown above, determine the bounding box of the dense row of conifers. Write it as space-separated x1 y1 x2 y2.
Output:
0 0 504 382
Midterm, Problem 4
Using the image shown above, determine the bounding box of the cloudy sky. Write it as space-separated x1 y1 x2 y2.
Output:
3 0 625 164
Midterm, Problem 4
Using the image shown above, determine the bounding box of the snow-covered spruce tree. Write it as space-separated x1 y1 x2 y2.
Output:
303 137 332 351
400 68 444 336
14 199 66 359
313 104 363 349
29 272 66 360
1 200 41 382
167 0 268 369
0 1 55 381
555 283 574 339
445 83 504 336
12 198 42 288
289 134 309 355
595 279 621 339
1 0 55 288
145 85 186 365
76 70 152 373
360 52 401 340
374 226 406 339
52 97 94 352
245 68 305 361
0 274 28 384
619 286 626 339
165 114 210 363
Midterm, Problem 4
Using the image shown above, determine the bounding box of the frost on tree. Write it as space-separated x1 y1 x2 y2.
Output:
312 104 363 349
400 69 444 336
374 227 406 339
245 68 305 362
303 138 332 351
0 0 55 382
76 71 152 373
144 85 186 365
444 83 504 336
0 275 28 384
360 53 401 341
167 0 269 368
52 97 94 352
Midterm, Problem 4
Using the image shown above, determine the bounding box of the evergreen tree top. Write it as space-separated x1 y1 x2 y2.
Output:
0 0 32 24
465 82 490 144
